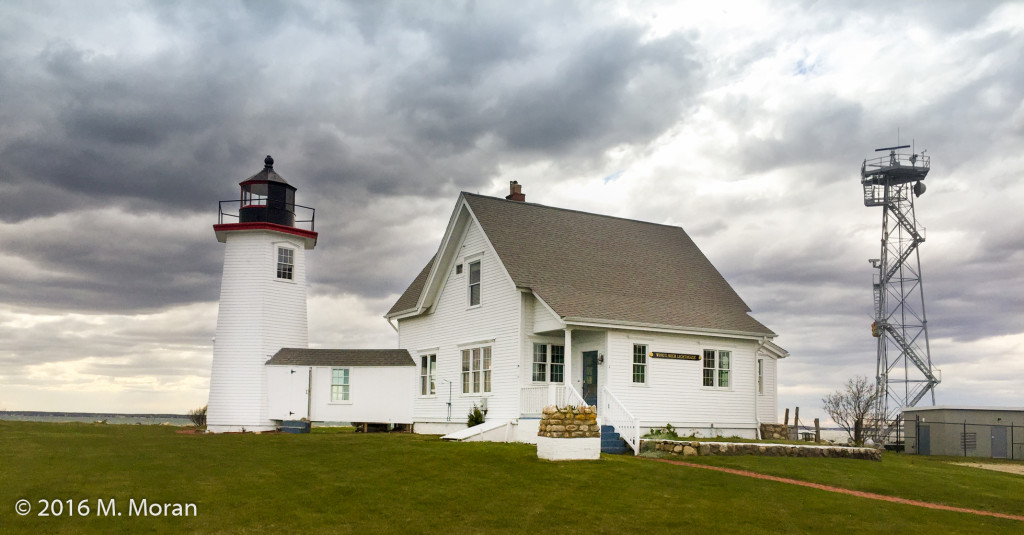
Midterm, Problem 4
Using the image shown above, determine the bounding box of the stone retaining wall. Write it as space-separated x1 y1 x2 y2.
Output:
759 423 791 440
538 405 599 438
647 440 882 461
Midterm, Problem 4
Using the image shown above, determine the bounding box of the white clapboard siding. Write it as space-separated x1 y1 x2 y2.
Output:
757 355 779 424
209 230 309 432
267 365 415 423
531 296 562 334
520 294 568 390
605 330 759 436
399 218 521 423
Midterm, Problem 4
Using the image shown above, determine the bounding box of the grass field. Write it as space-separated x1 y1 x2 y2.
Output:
2 421 1023 534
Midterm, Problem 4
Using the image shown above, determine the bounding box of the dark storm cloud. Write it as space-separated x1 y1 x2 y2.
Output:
0 1 702 313
0 211 221 311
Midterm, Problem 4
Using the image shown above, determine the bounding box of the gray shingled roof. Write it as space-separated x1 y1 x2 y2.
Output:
266 348 415 367
388 193 774 336
387 255 435 316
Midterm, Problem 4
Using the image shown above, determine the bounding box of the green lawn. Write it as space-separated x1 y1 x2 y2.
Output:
1 421 1022 534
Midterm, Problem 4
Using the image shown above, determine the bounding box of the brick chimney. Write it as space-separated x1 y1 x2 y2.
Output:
505 180 525 202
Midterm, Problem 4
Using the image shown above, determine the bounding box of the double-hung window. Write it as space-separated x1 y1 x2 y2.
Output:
468 260 481 306
757 359 764 394
703 349 731 388
550 345 564 383
461 346 491 394
276 247 294 280
532 343 565 383
532 344 547 382
331 368 350 401
632 344 647 384
420 355 436 396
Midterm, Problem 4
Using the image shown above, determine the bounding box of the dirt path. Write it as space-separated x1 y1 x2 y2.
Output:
651 458 1024 522
952 462 1024 476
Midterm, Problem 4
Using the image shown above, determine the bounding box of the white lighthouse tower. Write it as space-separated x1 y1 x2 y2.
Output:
207 155 318 433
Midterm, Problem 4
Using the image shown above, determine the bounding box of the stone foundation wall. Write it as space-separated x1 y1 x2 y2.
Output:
538 405 600 438
760 423 791 440
648 440 882 461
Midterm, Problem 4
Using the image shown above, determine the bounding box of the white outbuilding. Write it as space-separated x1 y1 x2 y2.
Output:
265 349 416 425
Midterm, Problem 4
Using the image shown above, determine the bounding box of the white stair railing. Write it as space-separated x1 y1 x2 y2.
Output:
557 384 588 408
601 386 640 455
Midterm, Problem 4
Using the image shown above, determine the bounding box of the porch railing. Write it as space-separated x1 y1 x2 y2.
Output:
520 386 548 417
601 386 640 455
520 384 590 417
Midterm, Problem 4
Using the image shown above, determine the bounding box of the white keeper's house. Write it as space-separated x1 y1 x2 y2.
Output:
207 158 787 451
384 182 787 447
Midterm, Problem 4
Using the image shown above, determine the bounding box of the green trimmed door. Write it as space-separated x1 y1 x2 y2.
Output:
583 351 598 406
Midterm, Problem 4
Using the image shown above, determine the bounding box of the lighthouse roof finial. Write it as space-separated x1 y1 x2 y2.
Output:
240 154 291 186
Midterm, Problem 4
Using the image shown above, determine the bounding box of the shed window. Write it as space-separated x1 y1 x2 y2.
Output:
331 368 350 401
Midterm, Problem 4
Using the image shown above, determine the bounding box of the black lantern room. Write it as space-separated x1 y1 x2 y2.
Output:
238 155 297 227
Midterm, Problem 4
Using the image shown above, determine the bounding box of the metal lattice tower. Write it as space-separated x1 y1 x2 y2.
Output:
861 145 940 442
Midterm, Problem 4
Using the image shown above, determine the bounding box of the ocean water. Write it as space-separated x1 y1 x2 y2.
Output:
0 411 192 426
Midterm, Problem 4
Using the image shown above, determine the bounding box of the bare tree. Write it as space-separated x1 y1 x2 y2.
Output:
822 376 878 445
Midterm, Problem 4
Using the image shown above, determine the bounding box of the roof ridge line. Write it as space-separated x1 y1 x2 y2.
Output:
460 192 686 231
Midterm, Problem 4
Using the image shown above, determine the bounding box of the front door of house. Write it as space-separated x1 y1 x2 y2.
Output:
582 351 598 407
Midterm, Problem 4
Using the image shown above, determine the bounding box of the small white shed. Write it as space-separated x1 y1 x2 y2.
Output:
266 348 416 425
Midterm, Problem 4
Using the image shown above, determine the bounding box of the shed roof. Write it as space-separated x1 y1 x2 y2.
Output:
389 193 774 337
266 348 415 367
901 406 1024 413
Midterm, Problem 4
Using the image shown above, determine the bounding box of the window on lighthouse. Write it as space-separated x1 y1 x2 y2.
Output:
276 247 294 280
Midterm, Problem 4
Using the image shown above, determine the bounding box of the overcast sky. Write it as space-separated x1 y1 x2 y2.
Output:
1 1 1021 425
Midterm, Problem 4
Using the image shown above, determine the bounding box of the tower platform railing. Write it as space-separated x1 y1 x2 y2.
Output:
861 151 929 179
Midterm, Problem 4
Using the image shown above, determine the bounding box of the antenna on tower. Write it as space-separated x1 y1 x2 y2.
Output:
860 141 940 445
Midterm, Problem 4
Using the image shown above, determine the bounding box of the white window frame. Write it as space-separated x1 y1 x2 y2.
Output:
632 344 647 384
703 349 731 389
461 346 491 395
550 344 565 383
330 368 350 402
420 354 436 397
532 343 547 382
531 343 565 383
467 259 481 307
276 246 294 280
